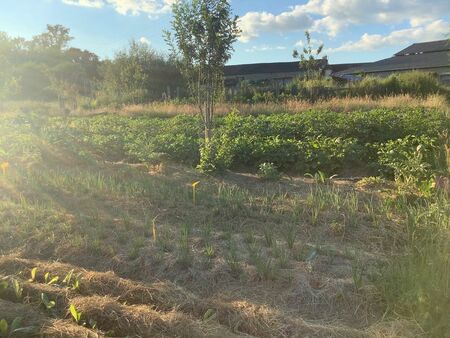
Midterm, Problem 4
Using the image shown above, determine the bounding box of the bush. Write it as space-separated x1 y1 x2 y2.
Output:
377 135 438 184
348 72 442 98
258 162 281 180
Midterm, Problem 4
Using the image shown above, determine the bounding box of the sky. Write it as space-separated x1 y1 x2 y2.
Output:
0 0 449 65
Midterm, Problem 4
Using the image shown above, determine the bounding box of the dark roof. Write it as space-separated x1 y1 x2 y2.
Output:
335 51 450 76
224 59 328 77
395 39 449 56
328 62 372 73
224 61 300 76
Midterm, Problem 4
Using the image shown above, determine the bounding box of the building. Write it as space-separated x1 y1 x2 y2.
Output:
224 39 450 89
333 39 450 83
223 59 367 90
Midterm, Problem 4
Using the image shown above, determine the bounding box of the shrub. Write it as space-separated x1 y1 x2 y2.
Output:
258 162 281 180
377 135 438 184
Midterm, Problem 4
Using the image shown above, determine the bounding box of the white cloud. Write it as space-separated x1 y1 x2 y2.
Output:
139 36 151 45
327 20 449 53
61 0 175 16
239 0 450 41
238 8 313 42
106 0 174 16
62 0 104 8
245 45 287 53
295 38 323 48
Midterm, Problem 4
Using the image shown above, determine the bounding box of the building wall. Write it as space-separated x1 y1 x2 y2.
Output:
225 71 304 87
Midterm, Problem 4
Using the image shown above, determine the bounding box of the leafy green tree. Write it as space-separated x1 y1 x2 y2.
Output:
30 24 73 51
100 40 183 105
293 31 327 80
164 0 240 141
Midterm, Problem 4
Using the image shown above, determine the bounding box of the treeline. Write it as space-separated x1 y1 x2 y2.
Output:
0 25 185 108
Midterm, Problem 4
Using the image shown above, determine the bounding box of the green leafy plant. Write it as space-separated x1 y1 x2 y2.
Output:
28 267 37 283
40 293 56 310
0 280 8 296
0 317 35 337
69 304 82 324
258 162 281 181
11 279 22 300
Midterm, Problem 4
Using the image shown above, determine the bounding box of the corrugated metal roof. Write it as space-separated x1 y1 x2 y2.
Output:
395 39 449 56
335 51 450 76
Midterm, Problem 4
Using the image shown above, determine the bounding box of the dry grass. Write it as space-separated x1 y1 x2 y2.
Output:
76 94 449 117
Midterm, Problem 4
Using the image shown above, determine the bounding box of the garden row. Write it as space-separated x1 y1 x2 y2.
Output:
41 108 449 180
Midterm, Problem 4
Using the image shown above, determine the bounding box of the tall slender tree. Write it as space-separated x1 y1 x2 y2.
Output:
293 31 327 80
164 0 240 141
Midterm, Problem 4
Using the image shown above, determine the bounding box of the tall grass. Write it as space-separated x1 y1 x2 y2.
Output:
71 94 449 117
379 194 450 337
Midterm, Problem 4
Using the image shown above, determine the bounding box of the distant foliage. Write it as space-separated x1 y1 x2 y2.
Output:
98 41 184 106
230 71 447 104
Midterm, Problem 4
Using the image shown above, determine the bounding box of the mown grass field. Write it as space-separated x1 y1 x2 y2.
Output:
0 109 449 337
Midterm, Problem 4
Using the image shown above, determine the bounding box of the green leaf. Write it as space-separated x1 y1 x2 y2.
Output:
0 281 8 292
62 269 73 285
44 272 49 283
10 317 22 332
0 319 8 337
29 267 37 282
48 276 59 285
11 279 22 300
69 304 81 323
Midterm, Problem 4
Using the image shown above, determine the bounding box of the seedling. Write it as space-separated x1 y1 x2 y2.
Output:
0 317 35 337
43 272 59 285
69 304 82 324
28 267 37 283
40 293 56 310
11 279 22 300
62 270 73 285
0 280 8 295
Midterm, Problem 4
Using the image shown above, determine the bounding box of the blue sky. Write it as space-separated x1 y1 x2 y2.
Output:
0 0 449 65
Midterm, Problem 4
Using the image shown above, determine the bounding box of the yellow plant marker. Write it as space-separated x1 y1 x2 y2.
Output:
192 181 200 205
0 162 9 175
152 218 157 242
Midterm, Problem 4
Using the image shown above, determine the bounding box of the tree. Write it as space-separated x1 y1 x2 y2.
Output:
293 31 327 80
164 0 240 141
31 24 73 51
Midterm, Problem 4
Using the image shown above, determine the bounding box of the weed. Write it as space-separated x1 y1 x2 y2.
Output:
177 224 192 268
282 224 297 250
255 256 277 281
273 244 290 269
225 241 241 277
263 225 274 247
